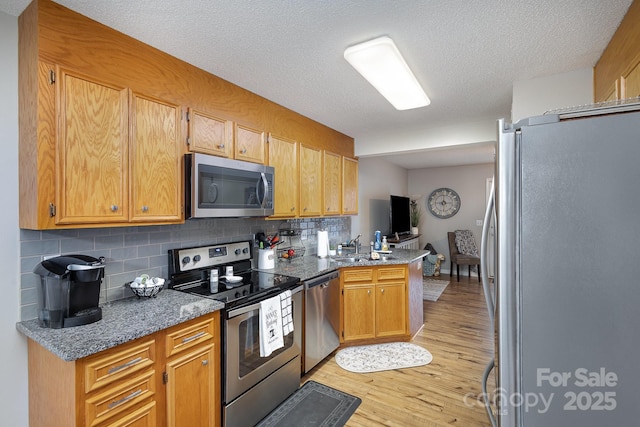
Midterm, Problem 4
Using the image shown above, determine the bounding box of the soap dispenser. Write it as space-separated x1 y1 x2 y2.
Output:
381 236 389 251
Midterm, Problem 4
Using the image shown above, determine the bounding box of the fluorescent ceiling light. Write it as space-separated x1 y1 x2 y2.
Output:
344 36 430 111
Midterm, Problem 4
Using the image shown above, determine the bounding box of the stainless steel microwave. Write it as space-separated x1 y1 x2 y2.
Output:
185 153 274 218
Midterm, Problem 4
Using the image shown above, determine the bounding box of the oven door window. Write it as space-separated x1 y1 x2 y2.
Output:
237 310 295 377
198 164 271 209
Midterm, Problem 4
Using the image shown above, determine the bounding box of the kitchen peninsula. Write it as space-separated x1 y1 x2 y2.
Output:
268 248 429 343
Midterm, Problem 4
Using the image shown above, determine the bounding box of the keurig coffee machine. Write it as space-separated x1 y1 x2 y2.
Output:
34 254 105 328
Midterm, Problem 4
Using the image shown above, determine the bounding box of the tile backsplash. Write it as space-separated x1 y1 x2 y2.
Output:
19 216 351 321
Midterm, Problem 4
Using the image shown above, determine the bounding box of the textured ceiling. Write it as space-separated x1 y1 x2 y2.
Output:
1 0 633 168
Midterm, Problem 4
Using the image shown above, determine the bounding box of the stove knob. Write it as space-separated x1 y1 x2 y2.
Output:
193 255 201 263
182 256 190 265
242 248 249 254
243 289 249 296
234 291 241 298
235 249 241 255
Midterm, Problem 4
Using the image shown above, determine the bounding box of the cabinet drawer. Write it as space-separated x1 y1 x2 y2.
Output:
342 268 373 283
104 401 156 427
376 266 406 281
83 339 155 394
85 370 155 427
165 315 215 358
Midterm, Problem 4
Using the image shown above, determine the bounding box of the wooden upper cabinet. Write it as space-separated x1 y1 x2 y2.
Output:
54 68 182 226
323 151 341 215
129 92 182 222
56 69 129 225
593 0 640 102
622 62 640 98
299 144 322 217
268 134 298 217
342 157 358 215
235 123 265 164
187 108 233 158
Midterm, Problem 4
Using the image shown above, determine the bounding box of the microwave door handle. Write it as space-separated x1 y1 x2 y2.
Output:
256 173 268 208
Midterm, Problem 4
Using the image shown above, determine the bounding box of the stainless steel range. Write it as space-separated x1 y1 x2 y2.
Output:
168 241 302 427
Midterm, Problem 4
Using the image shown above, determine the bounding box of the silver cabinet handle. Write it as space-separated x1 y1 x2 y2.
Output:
380 288 385 293
108 389 142 409
367 290 371 295
290 207 295 212
217 144 225 149
202 359 209 366
240 148 247 154
107 357 142 374
182 331 205 344
142 205 149 212
111 205 118 212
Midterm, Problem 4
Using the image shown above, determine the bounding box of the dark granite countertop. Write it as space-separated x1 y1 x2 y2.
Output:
259 248 430 281
16 289 224 361
16 249 427 362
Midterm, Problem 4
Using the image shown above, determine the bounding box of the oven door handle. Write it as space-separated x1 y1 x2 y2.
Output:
227 285 302 318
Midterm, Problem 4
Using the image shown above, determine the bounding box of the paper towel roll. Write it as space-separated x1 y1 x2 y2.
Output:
317 230 329 258
258 248 275 269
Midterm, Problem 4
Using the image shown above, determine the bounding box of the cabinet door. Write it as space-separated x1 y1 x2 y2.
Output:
129 92 182 222
166 344 216 427
187 108 233 157
343 284 376 341
375 282 406 337
323 151 341 215
235 123 265 164
342 157 358 214
56 69 129 224
622 62 640 98
299 144 322 217
268 134 298 217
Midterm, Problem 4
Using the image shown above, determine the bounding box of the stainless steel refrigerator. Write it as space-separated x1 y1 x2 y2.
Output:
480 100 640 426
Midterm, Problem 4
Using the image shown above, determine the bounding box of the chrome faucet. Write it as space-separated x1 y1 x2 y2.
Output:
348 234 361 254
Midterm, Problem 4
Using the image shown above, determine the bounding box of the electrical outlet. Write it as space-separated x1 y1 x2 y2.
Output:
475 219 483 226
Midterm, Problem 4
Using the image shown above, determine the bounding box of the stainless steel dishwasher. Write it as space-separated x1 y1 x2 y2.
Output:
303 270 340 373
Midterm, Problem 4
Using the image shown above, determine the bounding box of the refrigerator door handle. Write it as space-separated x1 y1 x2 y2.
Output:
480 178 495 323
480 177 498 427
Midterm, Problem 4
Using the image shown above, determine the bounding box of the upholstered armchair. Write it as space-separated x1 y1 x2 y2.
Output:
447 231 481 282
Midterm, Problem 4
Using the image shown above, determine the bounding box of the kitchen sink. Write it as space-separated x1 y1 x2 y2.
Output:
331 253 396 263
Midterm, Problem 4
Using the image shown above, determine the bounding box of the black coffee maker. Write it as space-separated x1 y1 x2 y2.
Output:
34 254 105 328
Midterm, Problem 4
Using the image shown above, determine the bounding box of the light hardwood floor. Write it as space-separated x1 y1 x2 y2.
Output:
302 273 495 426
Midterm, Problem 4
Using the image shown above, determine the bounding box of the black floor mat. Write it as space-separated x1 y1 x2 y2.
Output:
255 380 361 427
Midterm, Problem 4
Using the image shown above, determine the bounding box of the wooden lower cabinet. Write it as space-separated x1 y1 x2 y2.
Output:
343 284 376 340
107 402 157 427
341 266 407 342
27 312 220 427
165 345 215 427
164 314 219 427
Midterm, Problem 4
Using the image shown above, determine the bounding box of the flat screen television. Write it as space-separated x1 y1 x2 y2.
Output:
389 195 411 237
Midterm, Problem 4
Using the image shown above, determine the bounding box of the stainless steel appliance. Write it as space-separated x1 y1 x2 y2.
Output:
303 270 340 373
480 100 640 426
185 153 275 218
168 241 301 427
33 254 105 328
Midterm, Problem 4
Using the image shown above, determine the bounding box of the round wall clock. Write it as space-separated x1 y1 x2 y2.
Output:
427 187 461 219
